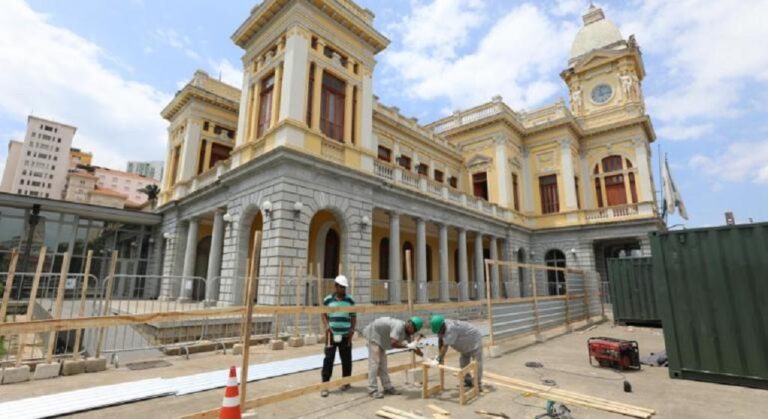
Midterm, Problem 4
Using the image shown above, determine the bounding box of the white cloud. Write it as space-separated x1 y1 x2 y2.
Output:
657 123 714 141
690 140 768 184
617 0 768 122
154 27 200 60
383 2 577 112
208 58 244 88
0 0 171 170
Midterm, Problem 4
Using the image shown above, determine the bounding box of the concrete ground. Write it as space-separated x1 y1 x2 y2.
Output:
3 321 766 418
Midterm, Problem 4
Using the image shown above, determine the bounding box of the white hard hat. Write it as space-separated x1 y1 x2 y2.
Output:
334 275 349 288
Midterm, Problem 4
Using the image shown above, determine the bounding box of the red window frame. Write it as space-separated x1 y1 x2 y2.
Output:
472 172 489 200
257 74 275 138
320 72 345 142
539 175 559 214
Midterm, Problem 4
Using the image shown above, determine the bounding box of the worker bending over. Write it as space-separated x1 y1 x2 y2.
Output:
362 316 423 398
430 315 483 389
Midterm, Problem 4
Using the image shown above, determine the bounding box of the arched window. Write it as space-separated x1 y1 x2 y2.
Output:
402 242 414 280
544 249 566 296
379 238 389 280
323 229 340 278
593 155 639 207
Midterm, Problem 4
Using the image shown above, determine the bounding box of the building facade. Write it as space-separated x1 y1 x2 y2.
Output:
0 116 76 199
156 1 661 307
94 166 159 205
70 147 93 168
127 160 164 182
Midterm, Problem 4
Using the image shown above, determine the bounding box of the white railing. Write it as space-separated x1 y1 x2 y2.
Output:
432 103 503 133
427 179 443 196
584 203 640 221
448 188 463 203
374 161 394 180
401 170 419 188
321 139 345 163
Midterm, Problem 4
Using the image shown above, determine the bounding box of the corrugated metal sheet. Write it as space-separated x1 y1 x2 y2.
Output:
651 223 768 388
607 257 660 325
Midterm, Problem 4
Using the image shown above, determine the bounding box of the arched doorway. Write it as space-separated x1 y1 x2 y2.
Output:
244 211 263 303
545 249 566 296
379 237 389 279
193 236 211 301
308 209 344 279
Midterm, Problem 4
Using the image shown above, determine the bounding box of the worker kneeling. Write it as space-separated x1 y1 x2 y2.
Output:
430 315 483 389
362 316 423 398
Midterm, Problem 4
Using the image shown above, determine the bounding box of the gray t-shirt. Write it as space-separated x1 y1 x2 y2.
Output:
363 317 407 350
442 319 482 353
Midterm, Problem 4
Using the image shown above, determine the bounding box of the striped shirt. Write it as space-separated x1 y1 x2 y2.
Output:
323 293 356 337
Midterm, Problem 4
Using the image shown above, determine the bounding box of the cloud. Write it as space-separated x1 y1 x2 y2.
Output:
208 58 243 88
689 140 768 184
154 27 200 60
657 123 714 141
0 0 171 170
383 2 577 113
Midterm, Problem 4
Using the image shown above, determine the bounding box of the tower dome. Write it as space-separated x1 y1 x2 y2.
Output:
569 5 624 61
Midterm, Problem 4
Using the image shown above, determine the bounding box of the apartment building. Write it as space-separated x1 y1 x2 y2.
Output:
94 166 158 205
127 161 164 182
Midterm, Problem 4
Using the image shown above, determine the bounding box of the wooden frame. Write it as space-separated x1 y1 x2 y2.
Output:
458 361 480 405
421 362 480 405
421 362 444 399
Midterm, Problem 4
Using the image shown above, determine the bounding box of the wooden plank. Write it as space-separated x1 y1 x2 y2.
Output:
530 266 540 335
484 260 494 346
293 263 302 337
72 250 93 360
380 406 427 419
241 231 261 406
0 248 19 322
274 261 284 340
46 252 71 362
95 250 118 359
180 363 412 419
16 246 47 366
404 249 415 368
427 404 450 415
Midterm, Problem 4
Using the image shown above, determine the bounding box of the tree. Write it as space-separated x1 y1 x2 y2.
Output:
138 184 161 209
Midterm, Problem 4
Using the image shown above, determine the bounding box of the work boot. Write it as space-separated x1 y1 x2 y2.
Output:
383 387 402 396
369 390 384 399
320 389 329 397
340 384 351 391
464 376 474 389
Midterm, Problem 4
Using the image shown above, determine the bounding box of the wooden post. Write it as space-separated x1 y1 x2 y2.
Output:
16 246 47 366
72 250 93 360
241 231 262 406
293 263 303 338
583 270 591 323
405 249 415 368
531 266 540 336
95 250 119 359
274 261 284 341
484 260 494 347
46 252 72 363
316 263 323 339
0 248 19 322
350 264 356 298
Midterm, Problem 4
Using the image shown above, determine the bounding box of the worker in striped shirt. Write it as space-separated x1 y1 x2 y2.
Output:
320 274 356 397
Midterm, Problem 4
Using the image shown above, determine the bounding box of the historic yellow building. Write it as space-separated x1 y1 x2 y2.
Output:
157 1 660 306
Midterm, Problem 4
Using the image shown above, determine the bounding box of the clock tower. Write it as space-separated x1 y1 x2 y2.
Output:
561 5 646 123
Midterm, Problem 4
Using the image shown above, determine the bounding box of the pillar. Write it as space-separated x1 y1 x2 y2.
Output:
388 211 401 304
438 223 449 302
474 232 485 300
311 64 323 130
415 217 427 303
179 218 199 302
633 138 654 202
489 237 500 299
278 27 309 122
494 136 509 207
559 138 577 210
235 71 252 148
343 82 354 144
205 210 225 306
458 228 469 301
521 148 534 213
271 63 283 128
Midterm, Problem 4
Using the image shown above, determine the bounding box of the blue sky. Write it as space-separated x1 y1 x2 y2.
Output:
0 0 766 227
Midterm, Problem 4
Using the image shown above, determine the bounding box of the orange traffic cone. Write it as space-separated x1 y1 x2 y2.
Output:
219 366 242 419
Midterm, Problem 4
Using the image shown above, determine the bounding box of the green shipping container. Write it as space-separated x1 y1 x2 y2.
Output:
607 257 660 326
650 223 768 389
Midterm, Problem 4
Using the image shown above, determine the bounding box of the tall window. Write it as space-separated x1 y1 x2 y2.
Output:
417 163 429 176
472 172 489 200
170 145 181 184
593 155 638 207
434 170 444 183
512 173 520 211
378 146 392 162
575 177 581 209
544 249 566 295
379 238 389 279
197 140 207 175
320 72 345 141
539 175 559 214
323 229 340 278
398 155 412 170
257 74 275 137
210 143 231 167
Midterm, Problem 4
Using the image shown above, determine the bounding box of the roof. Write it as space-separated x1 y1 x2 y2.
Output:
570 6 625 60
68 171 98 180
91 187 128 199
27 115 78 132
161 70 240 121
94 166 158 182
0 192 160 225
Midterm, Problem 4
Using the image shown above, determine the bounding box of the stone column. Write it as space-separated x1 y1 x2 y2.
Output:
271 63 283 128
205 210 225 306
388 211 401 304
360 69 375 173
235 71 252 149
415 217 427 303
311 64 323 130
438 223 450 302
474 232 485 300
458 228 469 301
521 147 534 213
559 138 577 210
343 82 354 144
633 138 653 202
179 218 199 302
489 236 500 299
494 135 510 207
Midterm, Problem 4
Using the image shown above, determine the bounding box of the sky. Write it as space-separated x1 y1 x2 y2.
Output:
0 0 766 227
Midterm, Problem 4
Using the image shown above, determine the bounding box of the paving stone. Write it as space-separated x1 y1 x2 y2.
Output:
33 362 61 380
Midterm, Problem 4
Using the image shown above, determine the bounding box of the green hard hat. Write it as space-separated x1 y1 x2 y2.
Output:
409 316 423 332
430 315 445 334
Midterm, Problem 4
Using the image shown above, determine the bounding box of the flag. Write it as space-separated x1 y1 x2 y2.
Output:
662 156 688 220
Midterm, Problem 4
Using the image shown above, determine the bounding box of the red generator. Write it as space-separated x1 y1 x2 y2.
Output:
588 337 641 370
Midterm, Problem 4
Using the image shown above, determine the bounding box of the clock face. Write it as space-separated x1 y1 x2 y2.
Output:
591 84 613 104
